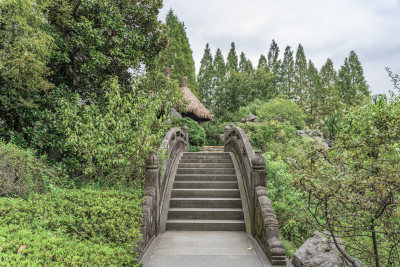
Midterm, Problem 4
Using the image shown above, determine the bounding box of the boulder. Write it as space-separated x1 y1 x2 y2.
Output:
169 108 182 119
296 130 332 147
292 231 364 267
296 130 307 138
241 114 258 123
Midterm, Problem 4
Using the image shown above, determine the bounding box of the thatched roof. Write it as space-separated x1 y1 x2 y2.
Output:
181 76 213 122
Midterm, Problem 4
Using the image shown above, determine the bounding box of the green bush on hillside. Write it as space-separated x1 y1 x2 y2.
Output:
173 117 205 152
220 99 265 122
0 141 66 198
0 188 144 266
201 121 224 146
257 98 306 129
59 77 179 185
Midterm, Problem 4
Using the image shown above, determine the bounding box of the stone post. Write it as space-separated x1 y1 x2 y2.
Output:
145 151 160 234
164 66 170 79
182 76 188 87
223 125 231 150
251 150 267 235
251 151 267 188
183 125 188 146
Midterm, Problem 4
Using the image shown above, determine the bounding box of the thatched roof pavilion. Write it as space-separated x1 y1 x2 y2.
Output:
180 76 213 123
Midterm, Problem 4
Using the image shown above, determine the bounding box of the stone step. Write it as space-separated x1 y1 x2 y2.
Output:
179 158 232 164
178 163 234 169
171 189 240 198
170 198 242 208
166 219 246 231
182 153 231 159
175 174 237 182
177 168 235 175
199 146 225 153
173 181 238 189
168 208 244 220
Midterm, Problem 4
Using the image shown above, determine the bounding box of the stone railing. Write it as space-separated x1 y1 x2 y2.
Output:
223 126 286 266
138 126 189 259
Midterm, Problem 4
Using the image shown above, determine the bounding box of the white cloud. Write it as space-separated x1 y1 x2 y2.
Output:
160 0 400 94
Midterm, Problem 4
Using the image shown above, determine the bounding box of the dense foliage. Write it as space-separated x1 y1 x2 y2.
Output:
197 40 369 126
58 75 180 185
0 141 67 199
294 94 400 266
0 1 179 265
173 117 205 152
0 0 168 142
0 188 144 266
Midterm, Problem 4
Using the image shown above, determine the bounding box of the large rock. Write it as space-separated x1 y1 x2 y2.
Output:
241 114 258 123
169 108 182 119
292 231 364 267
296 130 331 147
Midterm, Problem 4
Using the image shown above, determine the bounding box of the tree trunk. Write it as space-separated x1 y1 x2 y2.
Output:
371 223 380 267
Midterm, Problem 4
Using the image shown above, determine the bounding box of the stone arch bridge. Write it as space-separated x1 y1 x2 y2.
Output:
138 126 291 267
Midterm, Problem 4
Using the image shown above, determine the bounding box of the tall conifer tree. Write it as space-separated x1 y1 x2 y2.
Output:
319 58 340 117
257 54 268 70
306 60 321 117
294 44 308 105
337 58 351 105
337 51 369 106
348 50 369 99
226 42 239 73
280 46 295 98
239 52 253 73
267 39 281 89
197 43 214 110
213 48 226 114
338 51 370 105
159 9 198 94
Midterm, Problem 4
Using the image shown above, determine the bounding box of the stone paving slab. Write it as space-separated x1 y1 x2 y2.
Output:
147 255 264 267
142 231 273 267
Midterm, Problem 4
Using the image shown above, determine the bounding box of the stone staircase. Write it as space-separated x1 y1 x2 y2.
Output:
166 152 245 231
199 146 224 152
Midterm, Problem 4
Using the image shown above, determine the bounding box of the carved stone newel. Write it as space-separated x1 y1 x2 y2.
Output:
145 151 160 233
182 76 188 87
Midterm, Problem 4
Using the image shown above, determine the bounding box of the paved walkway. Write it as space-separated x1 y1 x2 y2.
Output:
141 231 273 267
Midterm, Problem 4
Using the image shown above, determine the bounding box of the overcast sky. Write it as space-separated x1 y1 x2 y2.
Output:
159 0 400 95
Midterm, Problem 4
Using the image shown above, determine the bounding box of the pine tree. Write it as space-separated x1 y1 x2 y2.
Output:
319 58 340 116
257 54 268 70
306 60 321 118
226 42 239 73
160 9 198 94
337 58 352 105
294 44 308 105
239 52 253 73
267 39 280 73
280 46 295 99
267 39 281 90
213 48 226 114
197 43 214 110
348 51 369 100
337 51 369 106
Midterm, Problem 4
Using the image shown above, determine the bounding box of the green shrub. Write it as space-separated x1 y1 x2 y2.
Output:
0 188 144 266
238 121 296 152
257 98 306 129
220 99 265 122
58 77 179 185
263 151 313 256
201 121 224 146
0 141 66 198
173 117 205 152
